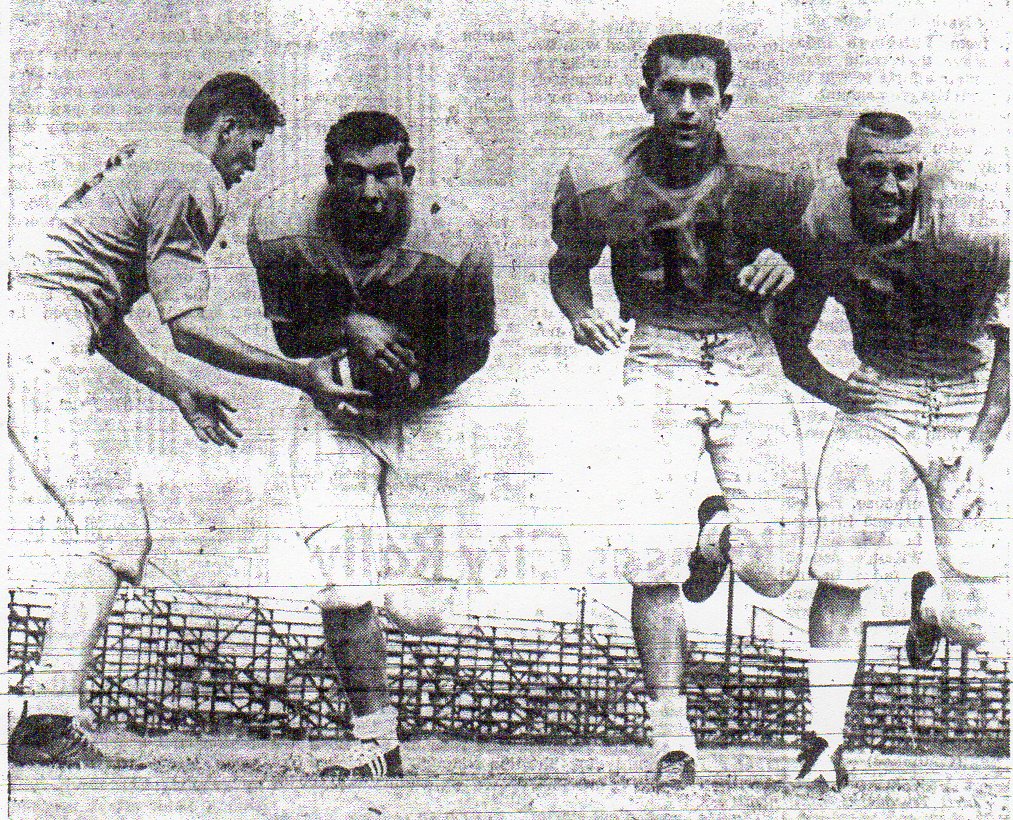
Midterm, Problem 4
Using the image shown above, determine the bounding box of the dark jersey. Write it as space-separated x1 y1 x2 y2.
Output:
549 128 815 331
248 179 496 399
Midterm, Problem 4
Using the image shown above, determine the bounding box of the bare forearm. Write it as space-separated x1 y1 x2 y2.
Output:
96 320 186 398
969 331 1009 456
170 311 310 391
548 258 596 322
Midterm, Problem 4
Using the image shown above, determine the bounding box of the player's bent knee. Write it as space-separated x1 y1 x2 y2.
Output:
742 576 793 599
316 584 384 611
383 584 454 636
729 529 801 599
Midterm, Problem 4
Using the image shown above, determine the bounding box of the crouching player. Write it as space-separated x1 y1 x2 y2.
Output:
248 112 496 779
771 112 1009 789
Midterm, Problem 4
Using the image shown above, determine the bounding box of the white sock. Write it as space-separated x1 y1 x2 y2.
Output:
646 693 696 755
807 648 859 751
351 706 399 747
919 584 941 626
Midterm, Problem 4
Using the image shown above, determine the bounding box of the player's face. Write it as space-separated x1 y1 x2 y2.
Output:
329 142 412 246
640 55 731 153
212 124 269 189
842 136 921 236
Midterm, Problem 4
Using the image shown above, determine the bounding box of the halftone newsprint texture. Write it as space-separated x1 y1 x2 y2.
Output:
4 0 1010 817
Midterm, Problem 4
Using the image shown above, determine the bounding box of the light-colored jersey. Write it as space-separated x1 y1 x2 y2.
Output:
25 141 226 337
247 178 496 397
549 128 815 332
800 178 1009 380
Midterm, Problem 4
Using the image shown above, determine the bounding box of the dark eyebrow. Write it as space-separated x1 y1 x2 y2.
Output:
340 161 400 174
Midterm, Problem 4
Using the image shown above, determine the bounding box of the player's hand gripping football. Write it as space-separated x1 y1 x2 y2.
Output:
343 312 418 376
168 378 243 447
738 248 796 298
302 353 374 419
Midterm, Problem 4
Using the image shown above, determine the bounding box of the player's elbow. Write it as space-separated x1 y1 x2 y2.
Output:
272 323 303 358
167 310 210 358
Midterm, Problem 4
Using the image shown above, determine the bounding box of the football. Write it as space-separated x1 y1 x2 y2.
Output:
344 348 422 411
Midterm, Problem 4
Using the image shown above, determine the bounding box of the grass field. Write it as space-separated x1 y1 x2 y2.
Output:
8 732 1009 819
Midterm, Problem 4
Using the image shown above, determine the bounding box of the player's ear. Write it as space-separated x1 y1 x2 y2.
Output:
639 84 654 114
719 92 732 116
214 115 238 147
325 163 336 184
837 157 853 187
402 164 416 186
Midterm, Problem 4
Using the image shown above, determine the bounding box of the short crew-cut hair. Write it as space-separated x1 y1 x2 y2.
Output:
183 73 285 135
325 112 413 167
643 34 733 93
846 112 916 158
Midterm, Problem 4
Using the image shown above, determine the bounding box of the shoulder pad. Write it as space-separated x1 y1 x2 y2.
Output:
402 194 485 268
564 129 647 196
250 177 330 243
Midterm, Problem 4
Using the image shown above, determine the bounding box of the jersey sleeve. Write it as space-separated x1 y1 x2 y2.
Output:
145 175 223 323
454 227 497 341
548 166 607 278
247 217 301 324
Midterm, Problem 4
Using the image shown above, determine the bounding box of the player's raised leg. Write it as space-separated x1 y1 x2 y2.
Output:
688 349 807 603
908 330 1009 667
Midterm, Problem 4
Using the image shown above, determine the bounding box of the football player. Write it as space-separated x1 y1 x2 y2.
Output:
247 111 496 779
548 34 813 787
770 112 1008 789
7 73 365 767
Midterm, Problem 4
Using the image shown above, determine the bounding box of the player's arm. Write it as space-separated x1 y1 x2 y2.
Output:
167 309 357 400
148 188 367 407
737 164 818 300
967 324 1009 460
94 317 241 446
769 277 875 414
418 237 497 400
548 167 626 353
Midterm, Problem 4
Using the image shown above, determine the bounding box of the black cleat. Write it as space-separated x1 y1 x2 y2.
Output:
796 732 848 790
655 750 696 789
683 495 730 603
906 571 941 670
8 706 144 769
320 740 404 780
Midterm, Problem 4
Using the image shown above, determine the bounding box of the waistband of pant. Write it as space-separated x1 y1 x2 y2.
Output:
856 363 989 398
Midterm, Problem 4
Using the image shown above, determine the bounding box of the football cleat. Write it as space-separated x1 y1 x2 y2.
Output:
796 732 848 790
319 739 404 780
682 495 731 603
654 749 696 789
906 571 941 670
8 706 144 769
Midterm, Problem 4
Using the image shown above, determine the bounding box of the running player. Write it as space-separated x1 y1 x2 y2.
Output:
548 34 813 787
770 112 1009 789
7 73 365 767
247 112 496 780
